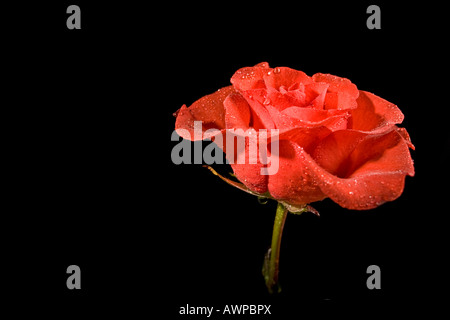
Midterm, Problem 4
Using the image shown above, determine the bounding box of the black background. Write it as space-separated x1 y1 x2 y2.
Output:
6 1 449 318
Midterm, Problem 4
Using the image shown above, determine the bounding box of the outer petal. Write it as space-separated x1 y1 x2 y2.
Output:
344 129 415 178
223 92 268 194
229 136 269 194
396 127 415 150
350 90 404 133
175 86 235 140
321 171 409 210
269 128 414 209
231 63 271 92
267 140 327 205
310 128 414 209
224 92 251 129
313 128 415 177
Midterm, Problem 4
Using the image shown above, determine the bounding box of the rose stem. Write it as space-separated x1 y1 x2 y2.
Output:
263 202 288 294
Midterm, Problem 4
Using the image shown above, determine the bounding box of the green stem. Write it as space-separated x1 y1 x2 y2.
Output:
263 202 288 293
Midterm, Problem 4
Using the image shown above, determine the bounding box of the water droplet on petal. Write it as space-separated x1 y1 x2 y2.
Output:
263 98 271 105
348 191 354 195
273 67 281 74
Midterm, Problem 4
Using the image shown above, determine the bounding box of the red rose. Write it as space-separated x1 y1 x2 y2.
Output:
175 62 414 210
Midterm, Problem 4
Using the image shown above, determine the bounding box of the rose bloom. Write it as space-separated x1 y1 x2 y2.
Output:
175 62 414 210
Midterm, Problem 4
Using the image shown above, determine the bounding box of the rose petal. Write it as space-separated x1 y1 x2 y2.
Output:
264 67 312 91
277 126 332 155
268 128 414 210
216 91 251 154
219 92 268 193
396 127 415 150
304 82 329 109
267 140 327 205
312 130 367 176
224 92 251 129
313 128 414 178
310 128 414 209
265 105 349 135
230 134 269 194
175 85 235 140
241 91 276 130
282 107 349 131
312 73 359 110
312 73 359 96
231 63 271 92
266 87 307 110
324 92 358 110
350 90 404 133
254 62 270 68
345 129 415 178
321 171 409 210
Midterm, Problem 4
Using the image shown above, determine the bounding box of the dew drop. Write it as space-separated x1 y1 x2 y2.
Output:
263 98 271 105
348 191 354 195
273 67 281 74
